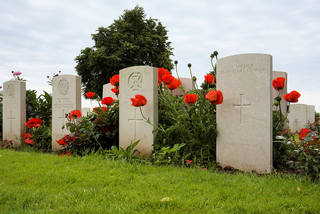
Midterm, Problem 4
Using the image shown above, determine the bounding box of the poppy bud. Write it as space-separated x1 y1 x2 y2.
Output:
192 76 197 81
174 60 178 65
188 63 192 68
210 54 214 58
213 51 218 56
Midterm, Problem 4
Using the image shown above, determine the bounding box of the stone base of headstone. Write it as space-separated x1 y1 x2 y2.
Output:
52 75 81 151
3 80 26 147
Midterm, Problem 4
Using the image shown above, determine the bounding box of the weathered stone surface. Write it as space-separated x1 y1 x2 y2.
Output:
2 80 26 147
119 66 158 156
81 107 91 116
172 77 194 96
216 53 273 173
288 104 315 132
272 71 288 115
52 75 81 151
103 83 118 99
307 105 315 124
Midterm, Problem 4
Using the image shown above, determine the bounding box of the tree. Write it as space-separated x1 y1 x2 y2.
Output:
75 6 174 97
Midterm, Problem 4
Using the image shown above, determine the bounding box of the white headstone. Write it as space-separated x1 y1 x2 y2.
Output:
288 104 315 132
103 83 117 99
119 66 158 156
52 75 81 151
172 77 194 96
307 105 315 124
81 107 91 116
272 71 287 115
216 53 273 173
3 80 26 147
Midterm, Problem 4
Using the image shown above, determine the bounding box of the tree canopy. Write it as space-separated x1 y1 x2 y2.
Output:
75 6 174 97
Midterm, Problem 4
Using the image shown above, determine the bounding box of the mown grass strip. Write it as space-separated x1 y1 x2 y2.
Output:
0 149 319 214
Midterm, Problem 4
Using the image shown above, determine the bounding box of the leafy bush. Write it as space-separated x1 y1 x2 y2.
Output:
154 53 219 167
60 103 119 155
26 90 52 126
21 118 51 152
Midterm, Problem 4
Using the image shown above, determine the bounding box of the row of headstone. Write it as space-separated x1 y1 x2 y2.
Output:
288 104 315 132
1 54 317 174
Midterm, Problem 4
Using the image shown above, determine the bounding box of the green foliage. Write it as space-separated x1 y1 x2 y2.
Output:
28 125 52 152
63 103 119 155
106 140 141 162
152 143 185 165
75 6 174 97
273 137 295 169
291 142 320 180
26 90 52 126
155 55 218 167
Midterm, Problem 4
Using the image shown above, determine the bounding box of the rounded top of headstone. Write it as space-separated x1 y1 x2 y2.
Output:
120 65 155 72
218 53 272 62
52 74 81 80
4 79 26 83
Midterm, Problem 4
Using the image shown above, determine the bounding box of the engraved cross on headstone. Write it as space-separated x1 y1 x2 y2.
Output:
7 110 16 134
57 108 67 130
233 94 251 124
128 108 143 140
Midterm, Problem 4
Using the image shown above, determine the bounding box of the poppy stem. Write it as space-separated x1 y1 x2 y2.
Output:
188 66 197 90
175 63 186 94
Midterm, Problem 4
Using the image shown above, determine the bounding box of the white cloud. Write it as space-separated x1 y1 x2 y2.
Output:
0 0 319 111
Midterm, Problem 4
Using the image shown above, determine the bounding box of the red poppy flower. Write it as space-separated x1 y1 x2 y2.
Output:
186 160 192 165
110 74 119 86
205 90 223 105
131 95 147 107
21 133 32 139
68 110 82 120
168 78 181 90
25 138 34 145
93 107 107 112
204 73 215 85
162 73 174 85
299 128 312 140
101 97 115 106
111 87 119 95
158 67 170 84
25 118 42 128
85 92 95 98
56 138 66 146
283 90 301 103
184 93 198 104
272 77 286 91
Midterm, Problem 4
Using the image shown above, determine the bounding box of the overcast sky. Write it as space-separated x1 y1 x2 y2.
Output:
0 0 319 110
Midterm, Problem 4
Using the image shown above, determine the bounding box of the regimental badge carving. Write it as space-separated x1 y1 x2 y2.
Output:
58 78 69 95
6 84 15 98
128 72 142 91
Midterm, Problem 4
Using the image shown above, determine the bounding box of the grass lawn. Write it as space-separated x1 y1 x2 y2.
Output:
0 149 319 214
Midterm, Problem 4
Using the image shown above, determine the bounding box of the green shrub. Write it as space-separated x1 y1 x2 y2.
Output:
26 90 52 126
60 103 119 155
154 53 219 167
